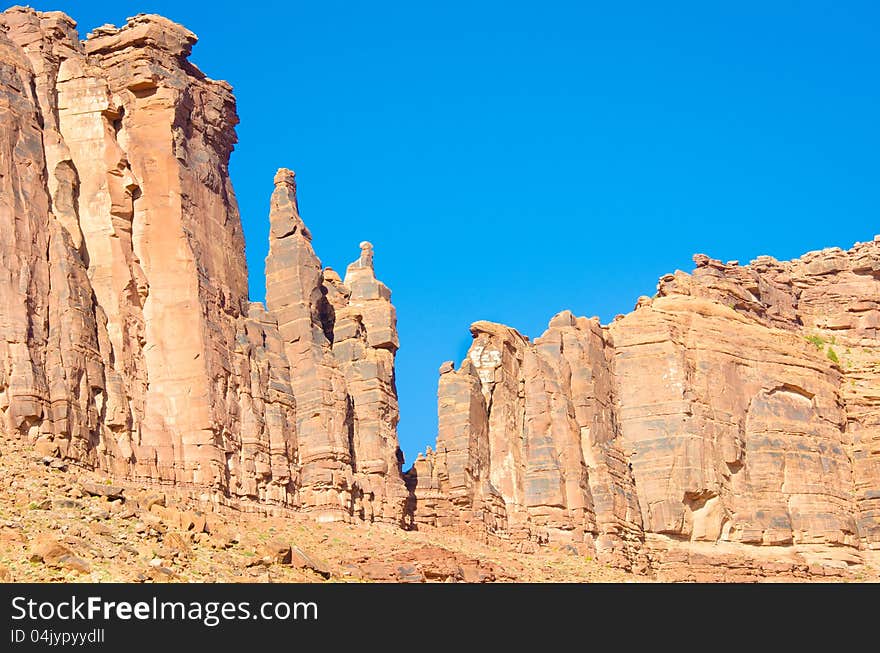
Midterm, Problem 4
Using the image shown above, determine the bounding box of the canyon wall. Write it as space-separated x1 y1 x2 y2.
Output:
1 6 878 579
0 7 404 524
408 240 880 576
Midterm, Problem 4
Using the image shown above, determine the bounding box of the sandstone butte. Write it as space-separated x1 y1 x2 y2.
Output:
0 6 878 582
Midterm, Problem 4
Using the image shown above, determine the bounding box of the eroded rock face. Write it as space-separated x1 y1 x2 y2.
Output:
408 316 644 563
0 8 406 524
610 295 854 548
405 359 507 538
653 245 880 548
0 13 55 451
0 7 255 487
2 6 879 579
411 240 880 573
265 168 353 518
335 242 408 523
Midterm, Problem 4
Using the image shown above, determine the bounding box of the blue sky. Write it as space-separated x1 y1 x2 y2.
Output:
24 1 880 466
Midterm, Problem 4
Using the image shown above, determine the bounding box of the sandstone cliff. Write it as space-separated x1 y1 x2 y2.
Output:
1 6 878 581
408 239 880 577
0 7 404 524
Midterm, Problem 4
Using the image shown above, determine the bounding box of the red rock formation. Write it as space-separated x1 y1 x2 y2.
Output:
408 317 643 563
265 168 353 518
263 171 406 522
1 6 878 580
227 303 298 505
411 239 880 574
405 359 507 538
537 312 644 564
334 242 408 523
0 8 409 525
0 8 257 487
0 13 55 449
653 244 880 548
86 15 250 488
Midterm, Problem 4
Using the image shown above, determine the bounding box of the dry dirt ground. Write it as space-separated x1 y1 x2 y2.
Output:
1 437 878 584
0 438 636 583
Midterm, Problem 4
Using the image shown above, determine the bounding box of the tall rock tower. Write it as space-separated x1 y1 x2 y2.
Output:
0 7 407 523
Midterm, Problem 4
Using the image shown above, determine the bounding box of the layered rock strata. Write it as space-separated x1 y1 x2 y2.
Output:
1 6 879 577
264 170 405 522
0 7 404 524
409 239 880 573
0 7 254 489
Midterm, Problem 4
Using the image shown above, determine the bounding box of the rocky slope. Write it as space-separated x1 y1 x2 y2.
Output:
0 6 878 582
1 436 643 583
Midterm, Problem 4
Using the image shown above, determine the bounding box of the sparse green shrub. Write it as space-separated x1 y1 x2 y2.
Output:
827 347 840 364
805 334 825 350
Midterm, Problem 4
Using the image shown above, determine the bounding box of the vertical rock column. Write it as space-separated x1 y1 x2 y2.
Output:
227 303 298 505
330 243 407 523
405 359 507 534
435 360 493 514
84 15 251 488
413 319 604 550
467 322 529 536
467 321 597 546
0 23 52 445
535 311 643 563
55 41 147 452
0 8 115 469
521 342 595 546
265 169 354 520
